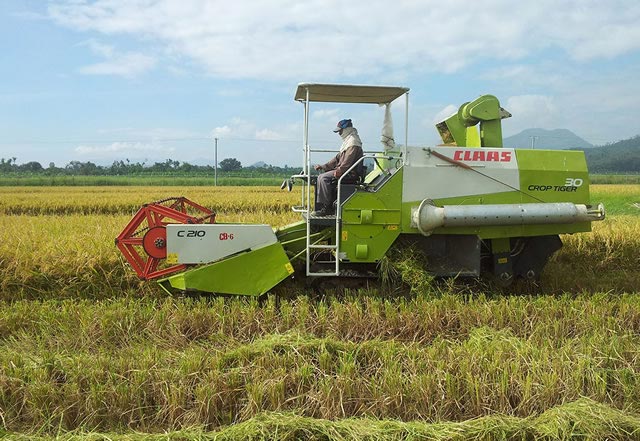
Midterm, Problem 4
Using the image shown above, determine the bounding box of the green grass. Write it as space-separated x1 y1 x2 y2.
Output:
590 174 640 184
590 185 640 216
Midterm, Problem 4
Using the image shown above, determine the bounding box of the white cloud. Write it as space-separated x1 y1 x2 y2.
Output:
80 39 114 58
210 118 255 139
541 66 640 143
77 38 156 78
79 53 156 78
75 141 174 156
48 0 640 81
505 95 557 133
431 105 458 125
94 127 198 139
166 65 189 77
313 109 340 120
210 125 232 138
211 118 294 141
255 129 284 141
312 109 343 130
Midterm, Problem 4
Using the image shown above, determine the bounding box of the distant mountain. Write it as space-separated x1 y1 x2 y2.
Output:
503 128 593 150
249 161 268 168
582 135 640 173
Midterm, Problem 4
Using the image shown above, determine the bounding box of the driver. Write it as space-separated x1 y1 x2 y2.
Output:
313 119 363 216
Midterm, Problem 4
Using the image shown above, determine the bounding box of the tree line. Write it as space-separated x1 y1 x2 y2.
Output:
581 135 640 173
0 157 294 175
3 134 638 175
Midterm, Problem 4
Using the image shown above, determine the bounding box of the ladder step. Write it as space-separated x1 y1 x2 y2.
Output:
298 180 340 277
307 271 339 277
309 244 337 250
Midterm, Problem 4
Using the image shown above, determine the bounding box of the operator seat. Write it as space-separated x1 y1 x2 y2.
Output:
328 164 366 210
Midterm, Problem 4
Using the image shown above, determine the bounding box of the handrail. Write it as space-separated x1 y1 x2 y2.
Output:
309 148 389 154
292 153 402 181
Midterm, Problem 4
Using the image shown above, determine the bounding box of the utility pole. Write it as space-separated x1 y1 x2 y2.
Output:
529 135 539 149
214 137 218 186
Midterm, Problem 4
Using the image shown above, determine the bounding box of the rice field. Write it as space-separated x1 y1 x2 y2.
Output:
0 184 639 440
0 175 288 187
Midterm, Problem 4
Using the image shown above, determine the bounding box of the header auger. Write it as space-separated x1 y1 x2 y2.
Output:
115 197 215 280
116 83 605 296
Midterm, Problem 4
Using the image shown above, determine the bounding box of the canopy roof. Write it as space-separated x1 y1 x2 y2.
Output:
294 83 409 104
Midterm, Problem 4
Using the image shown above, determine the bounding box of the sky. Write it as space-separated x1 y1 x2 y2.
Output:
1 0 640 168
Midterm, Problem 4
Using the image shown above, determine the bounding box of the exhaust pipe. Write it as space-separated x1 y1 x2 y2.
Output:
411 200 605 236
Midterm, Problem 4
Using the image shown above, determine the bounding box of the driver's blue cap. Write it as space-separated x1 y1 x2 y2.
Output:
333 119 352 132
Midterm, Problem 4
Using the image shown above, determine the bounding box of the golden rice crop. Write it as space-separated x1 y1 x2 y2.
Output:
1 184 637 216
545 215 640 292
0 186 301 215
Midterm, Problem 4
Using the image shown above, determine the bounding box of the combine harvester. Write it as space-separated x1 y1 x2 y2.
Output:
116 84 605 295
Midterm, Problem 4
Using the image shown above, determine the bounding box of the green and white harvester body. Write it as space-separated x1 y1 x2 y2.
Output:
116 84 605 296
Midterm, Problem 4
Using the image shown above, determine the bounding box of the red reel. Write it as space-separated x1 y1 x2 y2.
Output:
116 197 215 280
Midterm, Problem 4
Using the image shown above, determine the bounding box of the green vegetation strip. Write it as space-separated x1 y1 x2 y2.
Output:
2 399 639 440
590 174 640 185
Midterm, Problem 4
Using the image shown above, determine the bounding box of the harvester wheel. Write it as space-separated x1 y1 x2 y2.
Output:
115 197 215 280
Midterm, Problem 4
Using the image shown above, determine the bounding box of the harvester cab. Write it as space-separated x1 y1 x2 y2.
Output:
116 83 606 296
287 84 411 278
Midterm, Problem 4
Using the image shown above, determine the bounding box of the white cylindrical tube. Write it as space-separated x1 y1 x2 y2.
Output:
411 201 605 236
